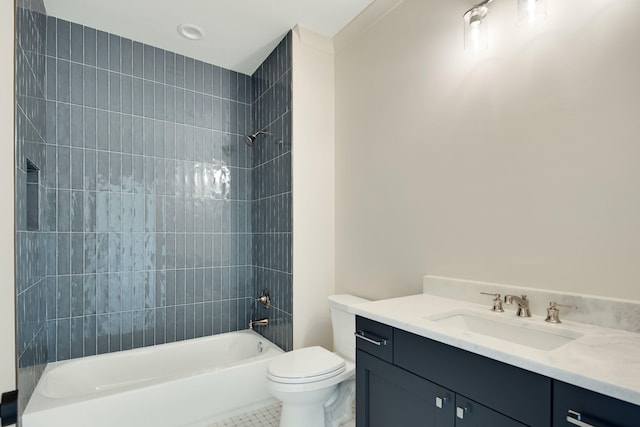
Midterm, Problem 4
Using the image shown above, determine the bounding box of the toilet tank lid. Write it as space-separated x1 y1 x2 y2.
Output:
328 294 370 312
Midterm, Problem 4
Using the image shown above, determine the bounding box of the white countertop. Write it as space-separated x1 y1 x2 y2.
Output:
351 293 640 406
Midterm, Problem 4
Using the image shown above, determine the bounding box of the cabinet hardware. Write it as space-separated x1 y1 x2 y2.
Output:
567 410 596 427
355 330 388 346
435 395 449 409
456 406 469 419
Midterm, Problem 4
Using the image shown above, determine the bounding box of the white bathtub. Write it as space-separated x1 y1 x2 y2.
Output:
23 330 283 427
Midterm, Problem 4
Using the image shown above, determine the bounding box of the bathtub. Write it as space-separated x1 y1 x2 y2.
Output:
22 330 284 427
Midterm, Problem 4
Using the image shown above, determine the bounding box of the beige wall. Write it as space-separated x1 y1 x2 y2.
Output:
335 0 640 300
291 27 336 349
0 0 17 394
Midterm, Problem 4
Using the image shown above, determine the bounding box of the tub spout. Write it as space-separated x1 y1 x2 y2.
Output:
249 318 269 330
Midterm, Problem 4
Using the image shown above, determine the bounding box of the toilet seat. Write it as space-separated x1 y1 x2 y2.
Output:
268 347 346 384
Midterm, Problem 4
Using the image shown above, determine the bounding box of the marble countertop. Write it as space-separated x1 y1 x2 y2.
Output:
350 293 640 406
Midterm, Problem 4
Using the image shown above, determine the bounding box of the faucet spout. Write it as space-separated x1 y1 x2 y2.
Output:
249 318 269 330
504 295 531 317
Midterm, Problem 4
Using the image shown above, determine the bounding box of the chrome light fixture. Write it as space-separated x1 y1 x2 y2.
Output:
463 0 493 53
517 0 547 27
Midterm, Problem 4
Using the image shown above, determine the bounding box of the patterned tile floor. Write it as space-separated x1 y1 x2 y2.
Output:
209 403 282 427
209 402 356 427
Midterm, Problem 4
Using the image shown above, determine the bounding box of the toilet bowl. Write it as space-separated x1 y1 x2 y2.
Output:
266 295 369 427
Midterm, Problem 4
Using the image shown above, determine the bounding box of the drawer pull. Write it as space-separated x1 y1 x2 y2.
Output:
355 330 388 346
567 410 595 427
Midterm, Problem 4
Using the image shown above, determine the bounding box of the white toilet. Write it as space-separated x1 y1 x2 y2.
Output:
267 294 369 427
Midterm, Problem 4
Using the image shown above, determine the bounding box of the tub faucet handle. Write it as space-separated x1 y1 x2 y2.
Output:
480 292 504 312
256 289 270 308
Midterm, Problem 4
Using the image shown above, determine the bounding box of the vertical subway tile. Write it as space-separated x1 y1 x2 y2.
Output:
121 38 133 75
70 22 83 63
155 83 165 120
109 114 122 153
46 17 57 57
84 231 97 273
83 65 96 108
132 41 143 78
122 115 133 155
83 315 97 356
185 57 195 90
121 75 132 114
109 72 121 112
70 62 83 105
96 110 109 151
132 77 143 116
56 19 70 60
194 60 204 92
143 44 154 80
154 47 165 83
96 313 109 354
70 105 83 147
96 69 109 110
143 80 154 118
165 51 175 85
57 60 70 103
108 34 121 72
84 27 97 66
84 149 96 191
96 30 109 69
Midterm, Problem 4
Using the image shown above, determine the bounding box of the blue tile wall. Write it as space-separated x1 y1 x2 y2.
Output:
15 0 49 415
43 17 255 362
251 33 293 352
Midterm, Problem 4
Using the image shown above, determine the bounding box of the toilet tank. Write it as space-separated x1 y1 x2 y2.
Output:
328 294 370 362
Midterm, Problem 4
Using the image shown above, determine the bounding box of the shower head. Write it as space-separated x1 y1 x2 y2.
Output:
244 130 271 146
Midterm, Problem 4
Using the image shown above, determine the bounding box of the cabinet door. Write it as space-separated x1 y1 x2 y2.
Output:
455 394 527 427
357 349 455 427
553 381 640 427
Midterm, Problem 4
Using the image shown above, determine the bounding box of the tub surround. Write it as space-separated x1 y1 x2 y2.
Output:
350 276 640 406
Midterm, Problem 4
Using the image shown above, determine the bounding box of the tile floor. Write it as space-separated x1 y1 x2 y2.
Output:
209 401 356 427
209 403 282 427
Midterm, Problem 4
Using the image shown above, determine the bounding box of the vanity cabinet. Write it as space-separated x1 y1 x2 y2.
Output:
356 317 537 427
553 380 640 427
356 316 640 427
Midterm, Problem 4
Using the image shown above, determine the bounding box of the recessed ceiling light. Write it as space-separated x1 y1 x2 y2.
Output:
177 24 204 40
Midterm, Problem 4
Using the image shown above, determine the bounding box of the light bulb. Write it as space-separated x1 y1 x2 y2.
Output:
464 8 488 53
518 0 547 27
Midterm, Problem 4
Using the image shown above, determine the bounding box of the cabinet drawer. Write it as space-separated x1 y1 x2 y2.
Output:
456 394 527 427
394 329 551 427
553 380 640 427
355 316 393 363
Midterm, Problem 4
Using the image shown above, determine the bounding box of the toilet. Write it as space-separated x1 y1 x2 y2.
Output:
267 294 369 427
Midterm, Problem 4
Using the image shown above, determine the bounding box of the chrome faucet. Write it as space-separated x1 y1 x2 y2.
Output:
504 295 531 317
249 318 269 330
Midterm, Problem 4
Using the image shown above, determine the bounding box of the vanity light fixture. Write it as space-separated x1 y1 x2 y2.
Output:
463 0 548 52
177 23 204 40
463 0 493 53
517 0 547 27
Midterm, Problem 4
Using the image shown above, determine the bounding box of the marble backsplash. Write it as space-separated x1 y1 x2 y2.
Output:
423 275 640 334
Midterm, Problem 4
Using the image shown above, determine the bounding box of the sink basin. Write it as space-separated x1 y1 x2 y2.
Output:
426 310 583 351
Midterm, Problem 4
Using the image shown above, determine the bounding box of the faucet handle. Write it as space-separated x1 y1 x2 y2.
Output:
480 292 504 312
545 301 578 324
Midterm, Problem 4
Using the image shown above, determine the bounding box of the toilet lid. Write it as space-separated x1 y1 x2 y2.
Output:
268 347 346 384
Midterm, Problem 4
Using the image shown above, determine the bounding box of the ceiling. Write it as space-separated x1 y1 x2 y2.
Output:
43 0 375 75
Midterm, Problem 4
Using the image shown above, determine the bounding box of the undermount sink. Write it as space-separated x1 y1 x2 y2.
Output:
426 310 583 351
